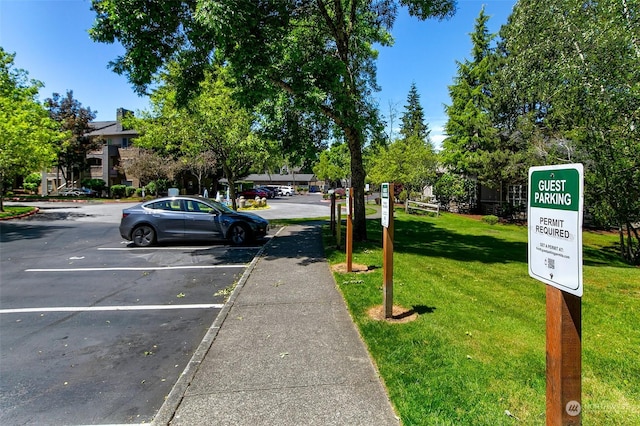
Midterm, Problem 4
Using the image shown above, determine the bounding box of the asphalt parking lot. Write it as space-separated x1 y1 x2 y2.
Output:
0 196 329 424
0 205 268 424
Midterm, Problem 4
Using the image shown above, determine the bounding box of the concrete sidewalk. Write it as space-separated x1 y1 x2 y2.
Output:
153 223 399 425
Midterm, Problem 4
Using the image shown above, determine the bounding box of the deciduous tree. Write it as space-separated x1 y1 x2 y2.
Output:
121 148 176 194
313 141 351 186
0 48 61 210
45 91 97 189
89 0 456 240
498 0 640 264
129 66 271 209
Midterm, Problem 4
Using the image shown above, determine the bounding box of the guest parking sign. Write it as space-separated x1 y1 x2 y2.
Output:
528 164 584 296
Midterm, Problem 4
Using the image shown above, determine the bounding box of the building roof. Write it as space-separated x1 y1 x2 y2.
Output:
242 173 317 183
86 121 138 137
219 173 319 185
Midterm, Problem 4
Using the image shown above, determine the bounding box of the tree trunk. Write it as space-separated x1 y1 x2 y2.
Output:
345 126 367 241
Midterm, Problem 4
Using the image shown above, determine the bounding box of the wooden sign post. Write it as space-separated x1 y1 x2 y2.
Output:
346 188 353 272
528 164 584 425
336 202 341 250
381 183 394 319
546 287 582 424
330 192 336 235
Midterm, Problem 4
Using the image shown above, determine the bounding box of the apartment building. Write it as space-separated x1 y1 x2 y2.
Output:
43 108 139 194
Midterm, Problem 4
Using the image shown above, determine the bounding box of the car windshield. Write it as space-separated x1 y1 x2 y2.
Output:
208 199 235 213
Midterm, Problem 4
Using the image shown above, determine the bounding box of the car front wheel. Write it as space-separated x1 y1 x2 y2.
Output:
132 224 156 247
228 224 249 245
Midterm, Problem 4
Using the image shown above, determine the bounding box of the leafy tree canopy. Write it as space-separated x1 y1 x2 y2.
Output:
89 0 457 240
313 141 351 184
128 65 274 209
45 91 97 186
0 48 62 210
498 0 640 263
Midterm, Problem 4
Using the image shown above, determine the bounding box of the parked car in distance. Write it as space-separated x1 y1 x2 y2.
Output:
239 188 269 199
60 188 84 196
119 195 269 247
279 185 295 196
255 186 276 199
264 185 281 197
331 188 346 197
80 187 98 197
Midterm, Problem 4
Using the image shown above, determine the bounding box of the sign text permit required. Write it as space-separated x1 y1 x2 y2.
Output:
381 183 390 228
528 164 584 296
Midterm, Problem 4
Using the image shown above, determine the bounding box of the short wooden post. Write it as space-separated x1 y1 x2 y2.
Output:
336 203 341 250
330 193 336 235
546 286 582 425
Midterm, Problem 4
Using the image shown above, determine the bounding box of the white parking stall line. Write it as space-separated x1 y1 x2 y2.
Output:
100 246 262 251
25 265 245 272
0 304 224 314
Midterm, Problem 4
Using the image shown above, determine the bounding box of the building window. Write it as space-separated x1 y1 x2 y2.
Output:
122 138 129 148
508 185 527 207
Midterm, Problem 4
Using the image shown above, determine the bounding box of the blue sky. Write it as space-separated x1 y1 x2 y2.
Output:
1 0 516 146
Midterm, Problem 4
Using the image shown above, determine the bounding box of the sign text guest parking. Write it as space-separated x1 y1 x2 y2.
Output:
528 164 584 297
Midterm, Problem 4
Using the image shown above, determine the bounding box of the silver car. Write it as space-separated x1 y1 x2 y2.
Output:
119 196 269 247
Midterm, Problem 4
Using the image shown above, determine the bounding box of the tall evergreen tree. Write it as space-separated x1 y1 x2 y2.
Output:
441 7 501 185
400 82 430 141
369 83 437 197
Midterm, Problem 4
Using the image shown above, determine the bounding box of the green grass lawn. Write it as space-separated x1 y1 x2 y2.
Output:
0 206 35 219
324 211 639 425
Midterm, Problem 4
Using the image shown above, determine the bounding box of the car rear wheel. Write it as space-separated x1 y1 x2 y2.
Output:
228 224 249 246
132 224 156 247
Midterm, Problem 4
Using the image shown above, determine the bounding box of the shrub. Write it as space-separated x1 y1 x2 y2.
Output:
81 178 106 191
125 186 136 197
145 181 157 196
110 185 127 198
482 215 499 225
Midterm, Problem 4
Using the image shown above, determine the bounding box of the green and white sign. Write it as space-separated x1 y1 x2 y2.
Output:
346 187 351 215
528 164 584 296
381 183 390 228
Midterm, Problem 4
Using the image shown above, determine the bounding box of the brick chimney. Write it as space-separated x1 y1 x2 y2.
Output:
116 108 133 131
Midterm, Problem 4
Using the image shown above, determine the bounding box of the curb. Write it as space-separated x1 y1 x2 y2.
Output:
151 226 287 426
0 207 39 221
